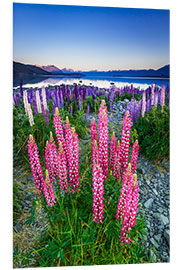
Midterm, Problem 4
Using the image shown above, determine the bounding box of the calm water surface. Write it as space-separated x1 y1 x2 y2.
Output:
13 75 169 90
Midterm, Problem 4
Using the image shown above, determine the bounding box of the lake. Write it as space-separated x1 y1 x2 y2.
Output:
13 75 169 90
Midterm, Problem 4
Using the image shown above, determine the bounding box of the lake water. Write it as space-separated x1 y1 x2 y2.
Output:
13 75 169 90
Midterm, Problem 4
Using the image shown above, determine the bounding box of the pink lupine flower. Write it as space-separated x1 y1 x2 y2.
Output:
27 134 44 194
64 116 72 165
130 140 139 174
160 83 165 112
142 90 146 117
53 107 66 151
92 140 99 167
91 117 97 164
120 173 139 245
116 111 132 181
68 127 80 193
98 100 109 179
43 169 56 207
113 140 120 178
110 132 117 170
44 132 57 183
151 83 154 106
116 164 133 220
56 142 68 193
92 143 104 223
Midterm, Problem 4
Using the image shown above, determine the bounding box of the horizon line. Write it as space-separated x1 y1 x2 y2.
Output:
13 59 170 72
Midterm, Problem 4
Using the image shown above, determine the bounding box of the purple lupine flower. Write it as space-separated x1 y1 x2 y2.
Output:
60 90 64 108
53 102 56 115
72 95 75 103
109 87 115 113
70 106 73 115
39 88 43 103
20 80 23 97
13 94 17 105
15 93 21 105
79 96 82 111
67 90 70 105
45 109 49 125
33 98 38 115
53 90 58 108
41 103 45 119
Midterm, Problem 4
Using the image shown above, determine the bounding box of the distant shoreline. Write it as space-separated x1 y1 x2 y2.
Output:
14 73 169 80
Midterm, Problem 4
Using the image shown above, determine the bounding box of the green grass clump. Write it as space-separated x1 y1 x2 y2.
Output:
133 106 169 161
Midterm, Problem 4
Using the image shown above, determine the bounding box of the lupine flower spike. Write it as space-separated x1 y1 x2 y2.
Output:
92 141 104 223
43 169 56 207
110 132 117 171
68 127 80 193
142 90 146 117
44 133 57 183
28 135 44 194
151 83 154 106
160 83 165 112
98 100 109 179
57 142 68 192
116 164 133 221
113 140 120 178
36 90 42 113
91 117 97 164
130 140 139 174
116 111 132 180
120 173 139 245
64 116 72 165
53 107 66 150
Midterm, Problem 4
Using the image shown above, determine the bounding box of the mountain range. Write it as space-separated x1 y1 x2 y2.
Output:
13 61 170 78
38 64 170 78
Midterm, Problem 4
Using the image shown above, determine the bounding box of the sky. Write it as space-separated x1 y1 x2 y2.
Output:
13 3 170 71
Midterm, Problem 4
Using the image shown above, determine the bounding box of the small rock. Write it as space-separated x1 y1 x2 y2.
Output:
153 189 158 196
164 229 170 245
154 234 162 242
154 213 169 226
150 238 159 249
144 198 153 208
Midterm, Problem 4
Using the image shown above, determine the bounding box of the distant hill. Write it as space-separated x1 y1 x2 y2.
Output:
13 61 83 77
36 64 61 73
13 61 51 76
39 64 76 74
81 65 170 78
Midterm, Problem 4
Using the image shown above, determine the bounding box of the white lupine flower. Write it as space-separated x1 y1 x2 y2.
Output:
141 90 146 118
42 86 48 111
154 93 158 108
27 103 34 126
160 84 165 109
23 90 29 115
151 83 154 106
36 90 42 113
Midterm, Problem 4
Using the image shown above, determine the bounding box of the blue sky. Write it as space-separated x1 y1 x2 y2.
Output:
13 3 169 71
